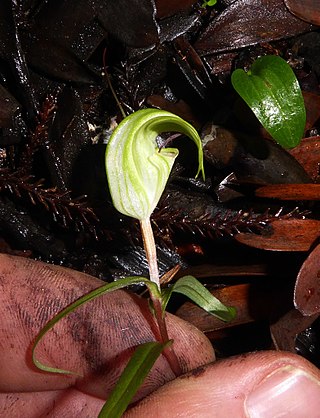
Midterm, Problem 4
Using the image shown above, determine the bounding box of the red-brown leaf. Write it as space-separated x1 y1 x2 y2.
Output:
235 219 320 251
256 184 320 200
289 136 320 182
176 281 293 333
284 0 320 26
294 244 320 315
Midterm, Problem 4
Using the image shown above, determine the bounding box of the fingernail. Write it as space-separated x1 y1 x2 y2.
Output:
245 365 320 418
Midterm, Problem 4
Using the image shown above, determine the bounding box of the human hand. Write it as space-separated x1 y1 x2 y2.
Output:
0 254 320 417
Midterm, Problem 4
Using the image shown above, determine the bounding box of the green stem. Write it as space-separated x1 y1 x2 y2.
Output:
140 218 182 377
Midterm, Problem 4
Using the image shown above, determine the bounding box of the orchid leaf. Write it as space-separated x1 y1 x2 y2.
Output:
32 276 160 375
162 275 236 322
105 109 205 220
98 341 170 418
231 55 306 149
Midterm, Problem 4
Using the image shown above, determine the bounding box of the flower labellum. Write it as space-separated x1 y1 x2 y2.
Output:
105 109 204 220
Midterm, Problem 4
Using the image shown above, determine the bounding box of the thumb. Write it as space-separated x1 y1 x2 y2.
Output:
125 351 320 417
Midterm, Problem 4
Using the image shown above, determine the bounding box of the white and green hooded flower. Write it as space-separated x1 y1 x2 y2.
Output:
105 109 204 220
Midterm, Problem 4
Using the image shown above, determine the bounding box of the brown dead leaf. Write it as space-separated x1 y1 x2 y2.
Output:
176 281 292 333
284 0 320 26
256 184 320 200
235 219 320 251
289 136 320 183
294 243 320 315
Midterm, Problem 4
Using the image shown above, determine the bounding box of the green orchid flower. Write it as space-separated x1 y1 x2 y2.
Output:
105 108 204 221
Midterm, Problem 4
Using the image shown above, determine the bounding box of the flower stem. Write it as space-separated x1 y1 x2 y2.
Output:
140 218 182 377
140 218 160 288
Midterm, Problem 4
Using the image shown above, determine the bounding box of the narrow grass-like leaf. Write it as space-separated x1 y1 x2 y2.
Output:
98 341 171 418
163 275 236 322
32 276 160 375
231 55 306 149
105 108 205 220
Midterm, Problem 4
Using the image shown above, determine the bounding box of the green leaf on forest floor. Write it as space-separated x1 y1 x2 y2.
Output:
231 55 306 149
98 341 170 418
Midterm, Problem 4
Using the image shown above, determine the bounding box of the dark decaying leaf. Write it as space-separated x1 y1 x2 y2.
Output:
0 0 21 59
292 32 320 79
284 0 320 26
90 0 159 48
43 87 93 191
170 40 214 104
118 47 169 109
0 198 67 260
0 84 20 128
201 125 311 184
108 243 184 280
0 0 39 118
155 0 198 19
159 13 200 43
235 219 320 251
173 36 213 89
194 0 314 55
294 244 320 316
21 0 102 83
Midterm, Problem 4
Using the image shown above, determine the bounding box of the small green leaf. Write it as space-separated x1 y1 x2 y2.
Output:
163 275 236 322
105 109 205 221
32 276 160 375
98 341 170 418
231 55 306 149
201 0 217 7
